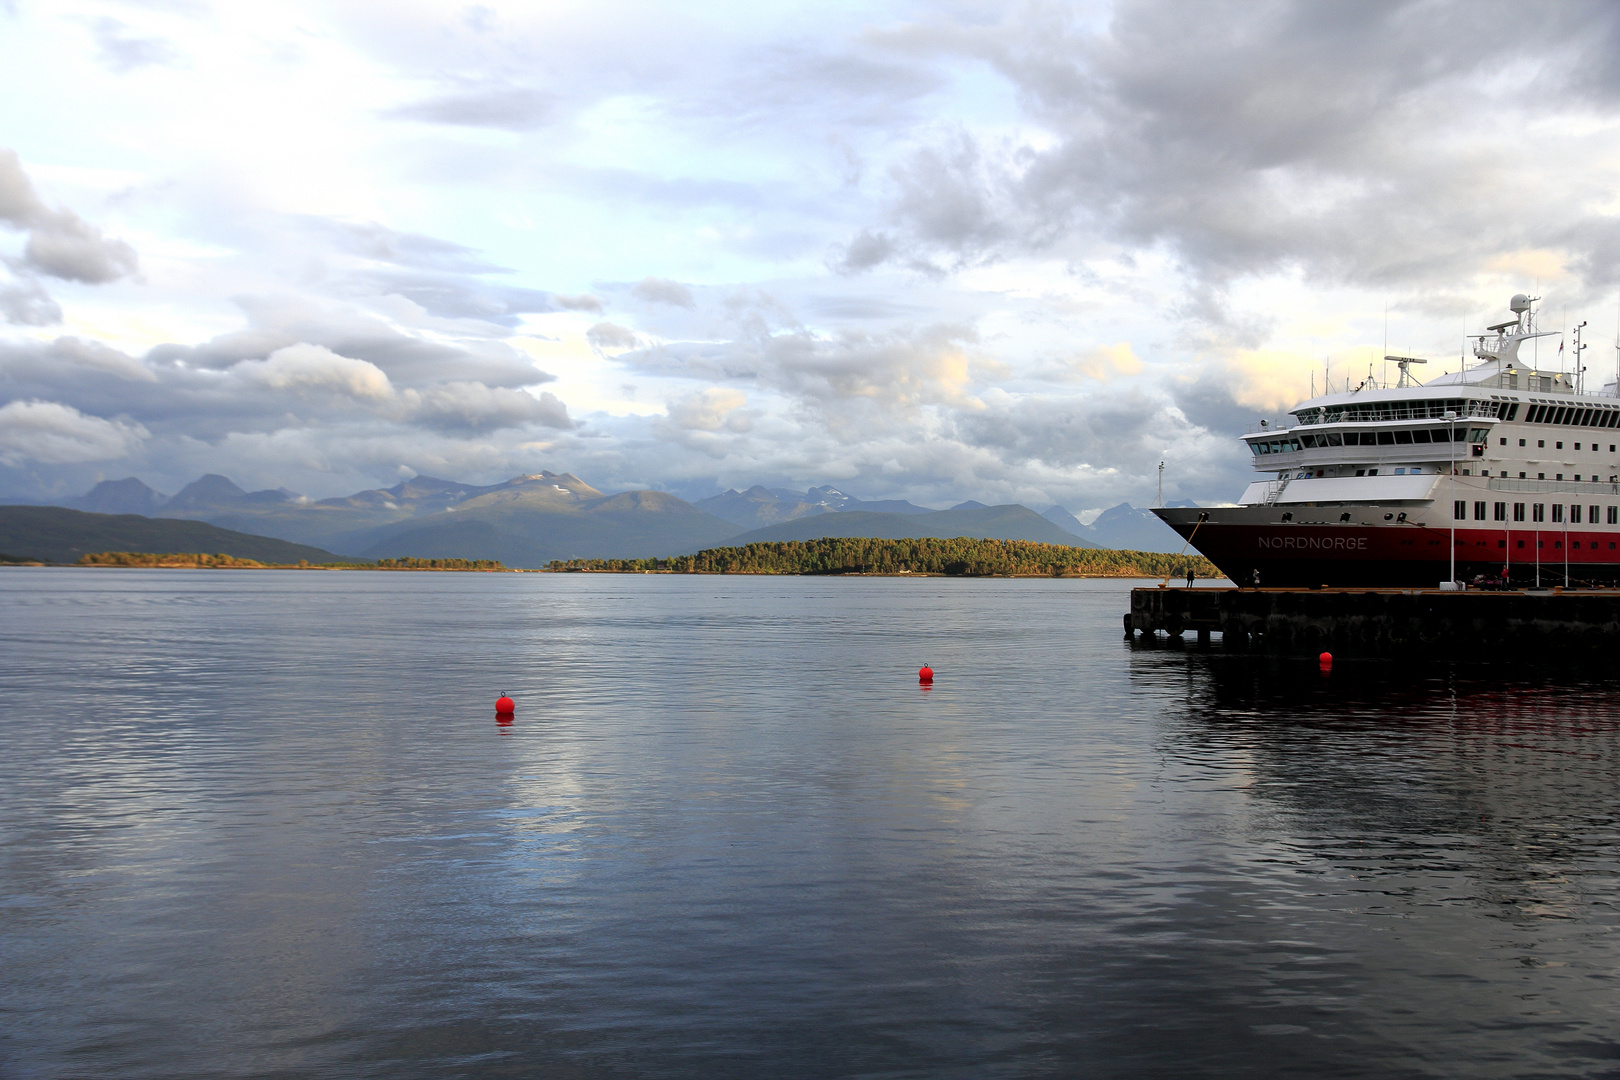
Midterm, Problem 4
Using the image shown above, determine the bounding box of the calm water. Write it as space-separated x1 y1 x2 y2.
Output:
3 570 1619 1079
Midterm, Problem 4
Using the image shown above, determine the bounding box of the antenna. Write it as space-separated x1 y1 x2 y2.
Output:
1386 354 1428 388
1574 320 1588 394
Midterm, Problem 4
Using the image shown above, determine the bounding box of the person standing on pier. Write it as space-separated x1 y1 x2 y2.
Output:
1186 568 1195 588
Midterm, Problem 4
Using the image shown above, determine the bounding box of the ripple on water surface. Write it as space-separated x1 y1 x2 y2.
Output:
3 569 1619 1078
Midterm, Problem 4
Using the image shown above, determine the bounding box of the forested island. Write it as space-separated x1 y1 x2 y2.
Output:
76 553 507 570
543 537 1217 578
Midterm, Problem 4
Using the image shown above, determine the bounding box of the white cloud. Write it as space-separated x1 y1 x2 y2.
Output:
238 343 395 400
0 399 147 465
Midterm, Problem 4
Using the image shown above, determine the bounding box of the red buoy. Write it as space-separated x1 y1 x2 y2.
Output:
495 695 515 714
918 666 934 684
1318 652 1332 671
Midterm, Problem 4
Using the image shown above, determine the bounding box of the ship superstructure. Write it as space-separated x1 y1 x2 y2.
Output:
1155 295 1620 587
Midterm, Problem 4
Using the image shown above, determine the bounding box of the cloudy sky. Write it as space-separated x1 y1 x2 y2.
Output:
4 0 1620 513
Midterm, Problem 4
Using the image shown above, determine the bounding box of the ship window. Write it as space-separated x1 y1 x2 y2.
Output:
1533 503 1545 522
1538 440 1545 448
1394 468 1405 475
1412 430 1431 443
1428 428 1448 442
1474 501 1487 521
1394 430 1413 444
1375 431 1393 445
1369 469 1378 475
1556 442 1563 450
1591 505 1600 524
1576 443 1582 450
1453 500 1466 520
1493 502 1507 521
1500 438 1507 445
1300 434 1317 448
1519 439 1526 446
1610 506 1618 525
1356 469 1366 476
1513 503 1526 522
1553 505 1564 523
1517 540 1526 549
1326 433 1343 446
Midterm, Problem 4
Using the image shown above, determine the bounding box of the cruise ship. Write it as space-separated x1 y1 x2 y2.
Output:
1154 295 1620 587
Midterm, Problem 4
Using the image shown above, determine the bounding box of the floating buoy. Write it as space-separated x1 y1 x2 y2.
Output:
918 665 934 684
1318 652 1332 671
495 694 515 714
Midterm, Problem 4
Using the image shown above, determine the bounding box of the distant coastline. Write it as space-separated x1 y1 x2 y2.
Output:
67 553 508 571
5 538 1220 580
543 538 1217 579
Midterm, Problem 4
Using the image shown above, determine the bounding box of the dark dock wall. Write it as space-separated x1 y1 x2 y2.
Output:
1126 586 1620 656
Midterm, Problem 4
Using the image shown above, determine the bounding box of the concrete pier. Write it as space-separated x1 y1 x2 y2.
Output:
1125 585 1620 656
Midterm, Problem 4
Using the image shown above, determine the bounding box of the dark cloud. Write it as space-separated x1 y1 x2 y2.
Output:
326 220 509 273
833 228 894 274
0 272 61 325
862 0 1620 293
387 86 553 131
631 277 696 307
586 322 639 351
0 148 137 285
355 270 566 326
92 17 181 73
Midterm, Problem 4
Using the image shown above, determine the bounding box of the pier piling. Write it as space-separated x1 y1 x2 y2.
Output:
1125 586 1620 656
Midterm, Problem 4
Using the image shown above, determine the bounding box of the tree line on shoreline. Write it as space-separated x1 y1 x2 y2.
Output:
544 537 1218 578
75 552 506 570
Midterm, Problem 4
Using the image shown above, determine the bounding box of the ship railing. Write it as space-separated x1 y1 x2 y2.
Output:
1486 478 1620 496
1262 476 1292 505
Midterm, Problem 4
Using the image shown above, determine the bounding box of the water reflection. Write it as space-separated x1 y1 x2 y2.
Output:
1125 649 1620 1071
5 572 1620 1078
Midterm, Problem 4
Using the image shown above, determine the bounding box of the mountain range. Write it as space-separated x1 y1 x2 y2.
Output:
0 506 347 566
48 472 1193 567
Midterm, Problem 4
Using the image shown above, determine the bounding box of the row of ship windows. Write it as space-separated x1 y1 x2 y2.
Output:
1251 428 1488 454
1294 399 1508 425
1293 399 1620 432
1522 403 1620 428
1453 500 1619 524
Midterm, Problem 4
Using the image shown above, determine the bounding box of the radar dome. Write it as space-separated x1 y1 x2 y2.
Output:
1510 293 1531 313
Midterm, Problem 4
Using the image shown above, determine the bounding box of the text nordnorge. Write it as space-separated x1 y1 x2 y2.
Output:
1257 534 1370 551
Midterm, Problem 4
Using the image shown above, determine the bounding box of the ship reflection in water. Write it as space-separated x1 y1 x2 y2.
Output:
2 571 1617 1078
1132 647 1620 1071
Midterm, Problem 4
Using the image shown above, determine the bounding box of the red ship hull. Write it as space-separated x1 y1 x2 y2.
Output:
1154 509 1620 588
